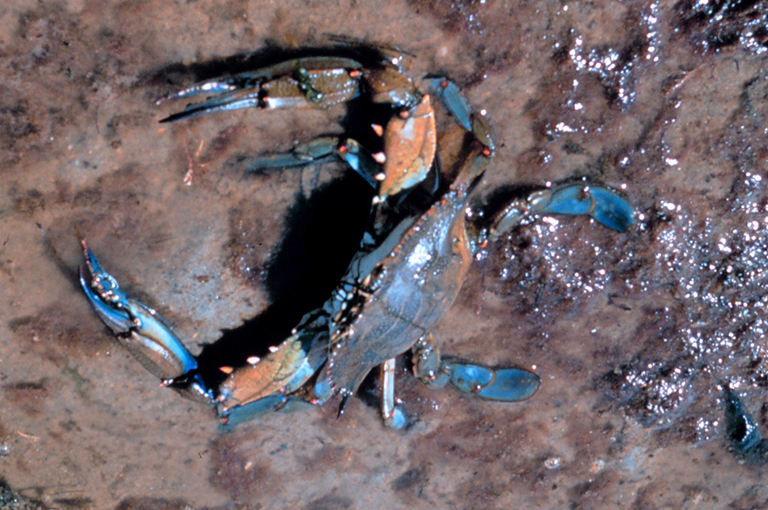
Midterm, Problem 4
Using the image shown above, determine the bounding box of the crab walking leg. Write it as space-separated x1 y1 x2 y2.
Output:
486 184 637 244
411 334 541 402
238 136 384 189
441 362 541 400
79 241 213 404
380 358 407 429
535 185 637 232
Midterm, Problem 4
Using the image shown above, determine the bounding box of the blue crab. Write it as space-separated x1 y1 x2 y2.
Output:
80 46 636 428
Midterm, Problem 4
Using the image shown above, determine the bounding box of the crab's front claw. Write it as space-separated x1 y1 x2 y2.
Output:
536 184 637 232
157 56 366 123
442 361 540 401
217 312 330 423
218 394 316 428
217 329 324 412
79 241 213 405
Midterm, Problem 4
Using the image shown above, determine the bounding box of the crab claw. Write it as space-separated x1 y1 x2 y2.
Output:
79 241 213 405
217 326 327 415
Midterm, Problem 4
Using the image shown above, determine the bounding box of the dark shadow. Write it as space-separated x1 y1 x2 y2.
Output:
474 183 547 230
194 171 373 389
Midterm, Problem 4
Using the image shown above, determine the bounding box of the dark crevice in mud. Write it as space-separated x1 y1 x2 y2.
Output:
195 173 372 387
674 0 768 52
0 478 50 510
114 497 193 510
723 385 768 463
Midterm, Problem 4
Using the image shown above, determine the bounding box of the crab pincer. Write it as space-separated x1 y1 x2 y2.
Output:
79 240 212 404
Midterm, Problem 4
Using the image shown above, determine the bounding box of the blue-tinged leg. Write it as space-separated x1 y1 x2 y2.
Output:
239 136 341 172
380 358 408 429
241 136 382 190
442 361 540 401
219 394 288 427
218 394 316 428
536 184 637 232
587 187 638 232
411 334 540 402
80 240 213 405
425 78 472 132
487 183 636 243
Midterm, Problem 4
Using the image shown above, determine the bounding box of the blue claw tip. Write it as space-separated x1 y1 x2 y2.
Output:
79 264 134 333
426 78 473 132
81 240 105 277
386 407 408 430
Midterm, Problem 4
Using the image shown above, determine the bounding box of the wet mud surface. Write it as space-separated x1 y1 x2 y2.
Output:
2 0 768 508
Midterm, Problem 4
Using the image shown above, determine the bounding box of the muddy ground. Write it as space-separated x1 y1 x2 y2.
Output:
2 0 768 508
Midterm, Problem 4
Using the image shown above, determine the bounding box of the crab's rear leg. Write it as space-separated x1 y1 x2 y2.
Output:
486 183 637 244
411 334 541 403
534 184 637 232
79 241 213 405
